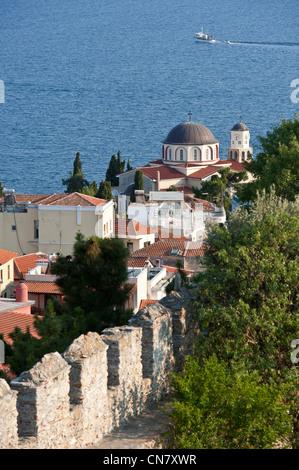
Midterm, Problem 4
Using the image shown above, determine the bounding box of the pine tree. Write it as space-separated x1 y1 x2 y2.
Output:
96 180 113 200
62 152 90 193
105 154 119 186
130 169 144 202
126 158 133 171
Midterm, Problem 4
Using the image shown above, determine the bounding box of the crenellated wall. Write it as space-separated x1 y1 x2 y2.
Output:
0 288 196 449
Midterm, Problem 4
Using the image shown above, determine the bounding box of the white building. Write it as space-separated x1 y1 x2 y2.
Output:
118 116 251 195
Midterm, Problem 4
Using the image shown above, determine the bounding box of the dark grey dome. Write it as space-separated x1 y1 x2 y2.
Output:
162 121 219 145
231 121 249 131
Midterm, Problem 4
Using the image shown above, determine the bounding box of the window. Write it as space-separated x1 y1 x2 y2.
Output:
180 149 184 161
242 151 245 161
34 220 39 239
206 148 210 160
11 225 16 231
168 148 172 160
193 149 197 160
127 242 133 252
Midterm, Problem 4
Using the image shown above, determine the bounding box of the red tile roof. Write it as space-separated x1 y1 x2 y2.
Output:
187 166 220 180
115 218 154 237
1 193 108 207
36 193 108 207
0 249 19 265
0 311 41 345
184 195 216 212
127 257 154 268
24 281 62 295
213 160 246 172
14 253 48 280
129 239 207 260
138 165 183 181
161 265 195 276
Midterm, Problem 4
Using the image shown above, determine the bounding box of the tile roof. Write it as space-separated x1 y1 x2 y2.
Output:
115 218 154 237
129 239 207 260
36 193 108 207
1 193 108 207
161 265 195 276
212 160 246 172
184 195 216 212
24 281 62 295
187 166 220 180
14 253 48 280
0 249 19 265
0 311 41 345
127 257 154 268
138 165 184 181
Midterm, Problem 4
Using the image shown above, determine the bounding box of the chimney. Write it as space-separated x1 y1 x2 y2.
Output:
156 171 160 191
16 281 28 303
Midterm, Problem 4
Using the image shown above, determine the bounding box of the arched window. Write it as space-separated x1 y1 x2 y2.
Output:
242 151 245 161
162 145 165 159
206 148 210 160
168 148 172 160
234 151 238 160
180 149 184 161
193 149 197 160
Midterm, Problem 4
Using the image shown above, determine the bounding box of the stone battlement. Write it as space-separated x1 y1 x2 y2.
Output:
0 288 196 449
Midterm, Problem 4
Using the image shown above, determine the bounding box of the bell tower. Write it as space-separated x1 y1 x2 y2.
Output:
227 117 252 163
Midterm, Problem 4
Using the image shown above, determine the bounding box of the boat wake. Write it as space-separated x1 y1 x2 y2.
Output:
223 40 299 48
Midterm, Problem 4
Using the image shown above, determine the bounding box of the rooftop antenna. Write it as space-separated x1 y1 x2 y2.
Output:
239 115 242 122
188 110 192 122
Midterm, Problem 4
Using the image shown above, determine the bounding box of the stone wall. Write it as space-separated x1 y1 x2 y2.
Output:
0 288 195 449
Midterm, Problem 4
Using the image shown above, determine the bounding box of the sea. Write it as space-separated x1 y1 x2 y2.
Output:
0 0 298 194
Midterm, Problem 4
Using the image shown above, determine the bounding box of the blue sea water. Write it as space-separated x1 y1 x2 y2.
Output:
0 0 298 194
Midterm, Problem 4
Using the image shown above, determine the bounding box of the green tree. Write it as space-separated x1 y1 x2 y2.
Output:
62 152 91 193
126 158 133 171
82 180 98 196
190 191 299 447
130 169 144 202
96 180 113 200
236 115 299 204
105 154 119 186
117 150 126 174
50 233 132 332
6 234 133 376
168 355 292 449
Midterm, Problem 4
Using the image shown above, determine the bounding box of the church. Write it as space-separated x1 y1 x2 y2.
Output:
118 115 252 195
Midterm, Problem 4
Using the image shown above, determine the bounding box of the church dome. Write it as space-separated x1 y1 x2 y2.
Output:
231 121 249 131
162 121 219 145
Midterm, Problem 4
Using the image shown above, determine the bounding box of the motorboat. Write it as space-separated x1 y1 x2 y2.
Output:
195 26 216 43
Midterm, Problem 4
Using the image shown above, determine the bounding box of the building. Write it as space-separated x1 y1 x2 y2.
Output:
125 263 175 313
117 117 251 195
114 217 156 252
0 282 37 346
0 192 114 256
227 119 253 162
0 249 19 298
129 238 207 272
